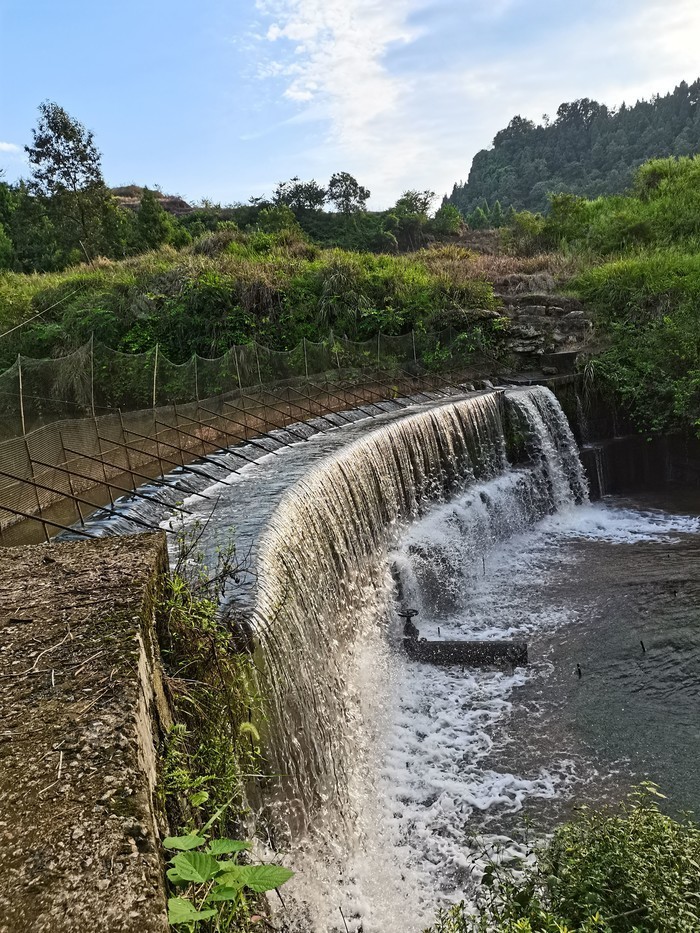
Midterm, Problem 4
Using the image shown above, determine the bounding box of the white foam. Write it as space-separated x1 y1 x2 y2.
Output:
538 502 700 542
283 492 700 933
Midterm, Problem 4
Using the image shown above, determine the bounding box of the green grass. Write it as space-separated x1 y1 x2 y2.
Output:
0 235 499 369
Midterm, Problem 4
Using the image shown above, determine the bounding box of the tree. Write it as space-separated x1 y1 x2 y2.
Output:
0 222 13 270
135 188 175 250
490 200 505 227
395 189 436 216
26 102 104 198
390 189 437 250
25 101 114 260
274 177 327 211
432 203 462 235
327 172 370 213
8 182 60 271
256 203 301 233
555 97 606 129
493 115 536 147
468 206 490 229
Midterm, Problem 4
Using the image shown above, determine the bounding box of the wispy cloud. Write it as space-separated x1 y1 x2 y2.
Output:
0 142 21 154
257 0 423 144
254 0 700 206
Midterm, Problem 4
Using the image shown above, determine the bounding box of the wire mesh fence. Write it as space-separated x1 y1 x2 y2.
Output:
0 371 460 541
0 330 463 438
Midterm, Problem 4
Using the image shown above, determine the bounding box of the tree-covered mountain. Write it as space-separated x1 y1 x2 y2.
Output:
448 79 700 218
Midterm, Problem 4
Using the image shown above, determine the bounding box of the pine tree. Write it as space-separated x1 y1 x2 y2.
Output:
490 201 505 227
136 188 174 250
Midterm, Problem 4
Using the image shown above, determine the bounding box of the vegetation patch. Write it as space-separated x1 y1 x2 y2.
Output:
158 532 292 930
426 784 700 933
501 155 700 438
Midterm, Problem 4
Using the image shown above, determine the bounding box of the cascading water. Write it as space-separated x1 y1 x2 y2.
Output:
240 386 592 929
62 383 700 930
253 392 510 835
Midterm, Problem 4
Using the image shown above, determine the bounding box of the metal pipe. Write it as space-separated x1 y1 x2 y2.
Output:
96 432 215 501
153 417 260 470
233 389 295 436
193 408 281 457
0 466 171 535
0 503 95 540
317 379 387 418
122 424 242 485
232 391 313 441
198 403 300 452
256 384 344 431
302 381 372 421
34 454 194 516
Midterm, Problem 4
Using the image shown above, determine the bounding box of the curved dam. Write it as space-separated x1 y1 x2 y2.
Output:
244 387 586 833
60 384 700 930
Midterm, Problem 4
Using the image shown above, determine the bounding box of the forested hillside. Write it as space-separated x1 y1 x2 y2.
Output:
447 79 700 218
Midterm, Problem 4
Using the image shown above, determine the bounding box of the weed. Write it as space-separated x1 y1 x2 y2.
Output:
425 784 700 933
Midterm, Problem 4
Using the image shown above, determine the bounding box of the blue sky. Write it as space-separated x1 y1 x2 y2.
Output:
1 0 698 208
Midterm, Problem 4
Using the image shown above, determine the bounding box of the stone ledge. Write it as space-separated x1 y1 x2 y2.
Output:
0 534 171 933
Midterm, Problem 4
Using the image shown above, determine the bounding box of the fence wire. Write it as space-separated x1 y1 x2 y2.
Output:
0 372 455 539
0 330 463 438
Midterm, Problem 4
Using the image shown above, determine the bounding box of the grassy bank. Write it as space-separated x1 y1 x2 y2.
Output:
0 230 572 372
0 235 508 369
507 156 700 437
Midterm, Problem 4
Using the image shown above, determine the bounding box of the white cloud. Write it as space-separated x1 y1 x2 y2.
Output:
0 142 21 153
254 0 700 206
257 0 423 141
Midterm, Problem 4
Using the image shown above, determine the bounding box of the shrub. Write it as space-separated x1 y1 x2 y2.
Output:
426 784 700 933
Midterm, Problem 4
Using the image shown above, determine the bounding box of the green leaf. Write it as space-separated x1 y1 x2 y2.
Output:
167 897 217 925
206 884 244 903
190 790 210 807
207 839 252 856
216 869 244 887
172 851 221 883
236 864 295 892
201 800 230 834
163 833 206 851
166 867 187 886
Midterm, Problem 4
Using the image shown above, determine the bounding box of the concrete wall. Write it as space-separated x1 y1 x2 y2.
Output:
0 534 172 933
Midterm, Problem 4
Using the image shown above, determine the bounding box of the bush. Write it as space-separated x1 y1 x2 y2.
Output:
427 784 700 933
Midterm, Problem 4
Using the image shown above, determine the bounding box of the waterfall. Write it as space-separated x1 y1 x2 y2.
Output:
59 382 589 928
251 387 588 838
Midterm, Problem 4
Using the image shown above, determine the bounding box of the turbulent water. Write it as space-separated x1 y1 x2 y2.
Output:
64 385 700 931
252 387 587 930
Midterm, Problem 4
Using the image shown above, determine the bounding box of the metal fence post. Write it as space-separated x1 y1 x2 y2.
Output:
254 342 263 386
18 355 26 435
90 333 96 417
152 343 159 409
23 434 51 543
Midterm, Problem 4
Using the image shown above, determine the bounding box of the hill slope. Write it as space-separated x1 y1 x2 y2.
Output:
448 79 700 217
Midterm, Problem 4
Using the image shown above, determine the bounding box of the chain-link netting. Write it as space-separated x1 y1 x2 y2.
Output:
0 330 477 439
